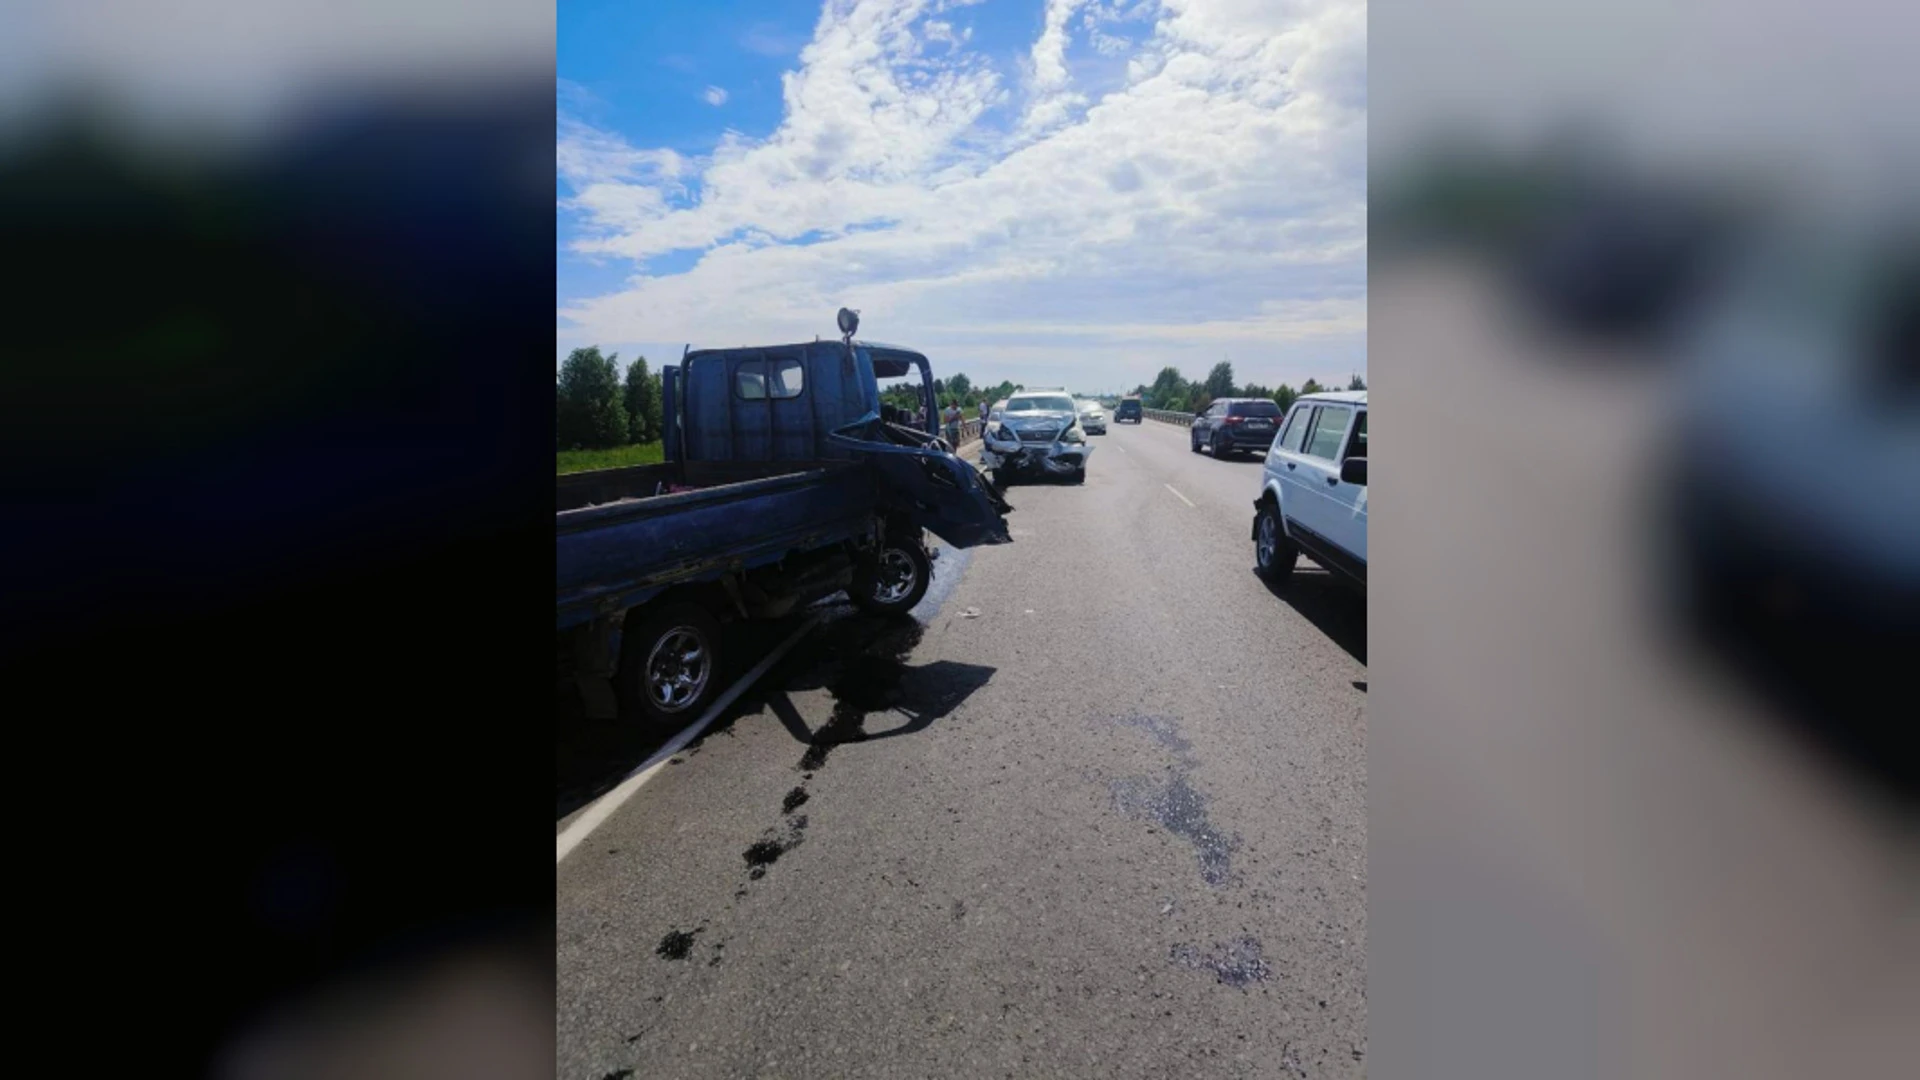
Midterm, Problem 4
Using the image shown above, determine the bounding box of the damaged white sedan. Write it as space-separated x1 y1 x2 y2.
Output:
979 390 1093 485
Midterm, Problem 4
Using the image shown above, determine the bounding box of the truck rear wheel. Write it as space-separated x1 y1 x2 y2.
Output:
617 602 725 728
849 539 931 615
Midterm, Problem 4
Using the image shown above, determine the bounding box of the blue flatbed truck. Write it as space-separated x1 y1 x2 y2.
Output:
557 313 1012 726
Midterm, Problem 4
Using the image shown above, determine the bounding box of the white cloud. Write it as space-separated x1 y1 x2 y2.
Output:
558 0 1366 389
557 115 685 188
1016 0 1091 137
703 85 729 106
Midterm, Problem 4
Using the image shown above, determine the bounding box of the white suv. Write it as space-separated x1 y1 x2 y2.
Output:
1252 391 1367 591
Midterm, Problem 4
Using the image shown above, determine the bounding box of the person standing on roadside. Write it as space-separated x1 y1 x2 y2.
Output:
943 400 962 446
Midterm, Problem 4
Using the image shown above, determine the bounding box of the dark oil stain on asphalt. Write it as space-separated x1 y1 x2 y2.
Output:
1107 713 1241 886
601 1069 633 1080
798 710 864 770
740 811 811 881
1170 936 1273 988
1112 772 1240 885
743 839 787 868
951 899 967 921
656 928 700 960
782 786 810 813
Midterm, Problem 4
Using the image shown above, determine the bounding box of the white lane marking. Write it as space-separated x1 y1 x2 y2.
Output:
1114 444 1128 453
1164 484 1195 508
557 613 821 864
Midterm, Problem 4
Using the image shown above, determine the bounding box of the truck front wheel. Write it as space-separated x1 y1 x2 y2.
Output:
849 540 931 615
617 602 725 727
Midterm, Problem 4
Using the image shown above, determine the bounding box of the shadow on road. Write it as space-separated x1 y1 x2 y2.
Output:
767 612 995 770
554 610 997 820
1257 567 1366 665
1201 450 1269 467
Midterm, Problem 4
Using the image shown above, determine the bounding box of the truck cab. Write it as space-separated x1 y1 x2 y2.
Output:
557 316 1011 726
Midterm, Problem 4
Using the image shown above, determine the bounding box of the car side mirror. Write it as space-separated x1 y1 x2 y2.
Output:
1340 457 1367 485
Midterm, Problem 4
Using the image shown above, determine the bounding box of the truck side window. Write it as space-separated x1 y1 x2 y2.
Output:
1344 410 1366 459
769 357 805 398
735 360 768 400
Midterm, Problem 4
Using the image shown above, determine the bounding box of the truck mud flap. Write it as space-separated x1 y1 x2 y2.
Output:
828 417 1013 548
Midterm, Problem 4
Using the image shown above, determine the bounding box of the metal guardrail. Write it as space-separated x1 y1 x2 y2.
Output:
956 409 1196 430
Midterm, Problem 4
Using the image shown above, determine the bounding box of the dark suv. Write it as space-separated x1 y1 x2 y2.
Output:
1190 398 1284 458
1115 398 1143 423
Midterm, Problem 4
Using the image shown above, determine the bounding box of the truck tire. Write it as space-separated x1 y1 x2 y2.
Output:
617 602 725 728
1190 431 1202 453
1254 502 1297 582
849 539 932 615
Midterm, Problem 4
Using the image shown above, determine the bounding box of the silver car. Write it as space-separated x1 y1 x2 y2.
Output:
1077 398 1107 434
980 391 1093 484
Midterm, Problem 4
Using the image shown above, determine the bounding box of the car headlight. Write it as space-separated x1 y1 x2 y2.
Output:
1061 425 1085 444
994 424 1016 442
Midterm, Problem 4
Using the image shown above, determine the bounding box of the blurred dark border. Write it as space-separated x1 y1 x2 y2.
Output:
1 77 554 1068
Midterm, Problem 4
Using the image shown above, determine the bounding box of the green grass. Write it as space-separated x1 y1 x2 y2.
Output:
557 442 665 474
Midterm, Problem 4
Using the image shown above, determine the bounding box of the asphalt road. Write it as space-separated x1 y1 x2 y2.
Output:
556 419 1367 1079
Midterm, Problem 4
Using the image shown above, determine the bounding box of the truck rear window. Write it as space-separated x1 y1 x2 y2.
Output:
1229 400 1281 417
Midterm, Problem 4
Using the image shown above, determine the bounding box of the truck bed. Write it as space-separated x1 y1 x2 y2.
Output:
555 459 875 630
557 458 859 513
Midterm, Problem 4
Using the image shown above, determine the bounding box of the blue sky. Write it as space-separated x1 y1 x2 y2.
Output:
558 0 1366 394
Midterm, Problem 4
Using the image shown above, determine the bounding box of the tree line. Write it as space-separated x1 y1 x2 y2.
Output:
558 346 1366 451
878 373 1025 416
556 346 662 451
1130 361 1364 415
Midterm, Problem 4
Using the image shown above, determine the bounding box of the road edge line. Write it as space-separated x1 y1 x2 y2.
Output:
556 612 822 864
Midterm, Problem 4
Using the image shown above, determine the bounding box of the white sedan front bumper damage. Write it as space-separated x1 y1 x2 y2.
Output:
980 435 1093 475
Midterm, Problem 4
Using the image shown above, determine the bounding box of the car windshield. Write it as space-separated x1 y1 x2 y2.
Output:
1008 395 1073 413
